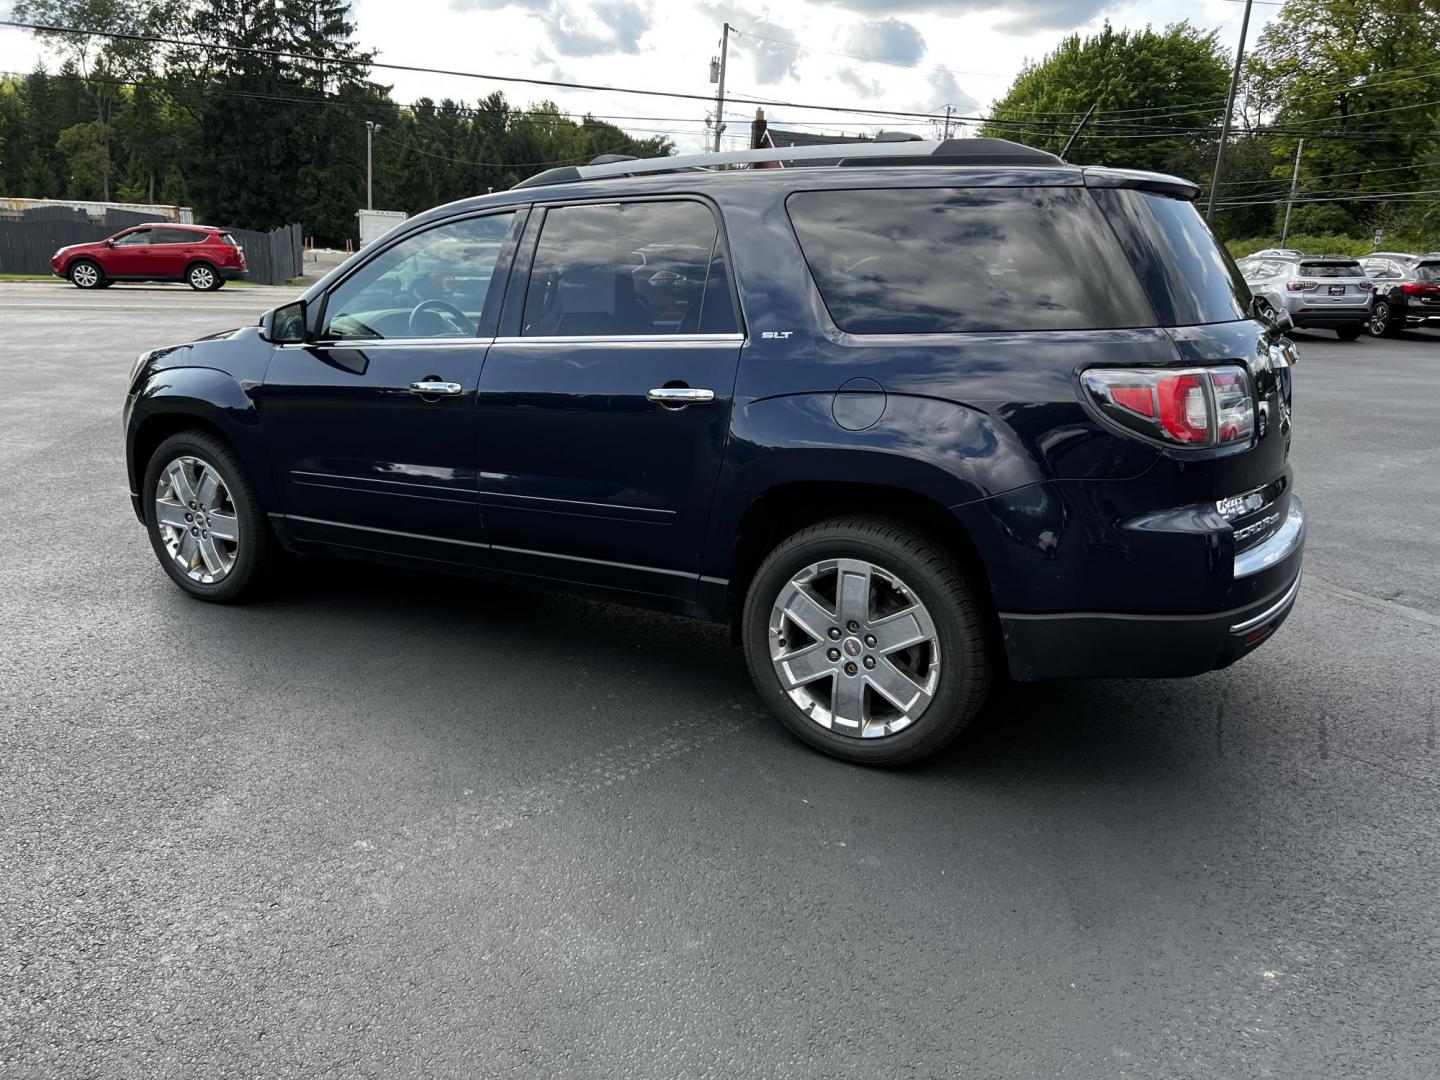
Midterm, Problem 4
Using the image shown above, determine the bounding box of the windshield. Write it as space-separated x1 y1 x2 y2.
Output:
1415 263 1440 283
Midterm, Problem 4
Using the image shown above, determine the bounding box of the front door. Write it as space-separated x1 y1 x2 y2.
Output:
106 227 156 276
475 198 744 598
259 209 523 566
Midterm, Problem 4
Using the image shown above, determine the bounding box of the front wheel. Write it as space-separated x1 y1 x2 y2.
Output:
742 516 992 765
69 260 103 289
142 431 272 602
187 263 222 291
1336 324 1363 341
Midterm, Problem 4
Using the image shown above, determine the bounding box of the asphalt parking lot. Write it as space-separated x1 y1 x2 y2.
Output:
2 280 1438 1079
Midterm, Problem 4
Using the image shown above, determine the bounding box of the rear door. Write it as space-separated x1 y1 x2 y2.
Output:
475 197 743 598
154 227 202 277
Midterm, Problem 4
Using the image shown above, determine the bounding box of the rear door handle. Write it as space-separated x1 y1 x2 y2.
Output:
409 379 464 396
647 387 715 407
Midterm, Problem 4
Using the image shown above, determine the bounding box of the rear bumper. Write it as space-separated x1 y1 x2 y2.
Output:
1290 310 1368 328
1001 496 1305 681
219 266 248 281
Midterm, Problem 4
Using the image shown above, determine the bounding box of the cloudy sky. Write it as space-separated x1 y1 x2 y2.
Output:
0 0 1276 153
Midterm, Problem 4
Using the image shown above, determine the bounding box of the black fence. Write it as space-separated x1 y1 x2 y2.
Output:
0 208 303 285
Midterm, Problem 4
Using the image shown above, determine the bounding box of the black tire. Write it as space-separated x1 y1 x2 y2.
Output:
1368 300 1398 338
142 430 272 603
68 259 104 289
97 280 115 288
741 516 992 766
1336 323 1363 341
186 262 222 291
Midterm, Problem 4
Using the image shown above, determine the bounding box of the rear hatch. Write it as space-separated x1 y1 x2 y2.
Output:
1408 260 1440 307
1293 258 1370 307
1087 176 1294 562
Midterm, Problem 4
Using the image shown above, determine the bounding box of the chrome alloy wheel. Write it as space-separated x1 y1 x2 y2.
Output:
189 265 215 290
71 263 99 287
768 558 941 739
153 456 240 583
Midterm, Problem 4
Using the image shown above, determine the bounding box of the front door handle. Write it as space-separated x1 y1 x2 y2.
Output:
647 387 715 408
409 379 464 396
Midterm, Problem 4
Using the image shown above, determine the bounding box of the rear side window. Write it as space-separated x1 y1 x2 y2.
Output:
156 227 200 244
1092 188 1251 327
522 200 738 337
784 187 1154 334
1299 261 1362 278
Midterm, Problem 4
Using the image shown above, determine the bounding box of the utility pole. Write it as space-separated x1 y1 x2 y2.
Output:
712 23 730 152
1206 0 1253 222
365 120 379 210
1280 138 1304 245
943 105 953 140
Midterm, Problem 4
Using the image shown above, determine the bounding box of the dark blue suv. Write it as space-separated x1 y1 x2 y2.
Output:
123 138 1305 765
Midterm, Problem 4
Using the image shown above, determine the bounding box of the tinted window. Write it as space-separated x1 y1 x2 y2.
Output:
1092 188 1250 326
522 200 737 337
157 227 201 244
785 187 1153 334
322 212 515 340
1416 263 1440 283
113 229 153 246
1299 261 1362 278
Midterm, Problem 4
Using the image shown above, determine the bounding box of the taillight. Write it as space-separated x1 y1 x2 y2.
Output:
1286 281 1319 292
1402 282 1440 296
1358 280 1373 291
1081 366 1255 449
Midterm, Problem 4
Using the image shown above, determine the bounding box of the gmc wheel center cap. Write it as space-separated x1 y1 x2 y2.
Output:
843 637 862 657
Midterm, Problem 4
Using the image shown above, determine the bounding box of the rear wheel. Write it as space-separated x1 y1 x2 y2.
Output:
1336 324 1363 341
742 516 992 765
69 260 103 289
187 262 222 291
1368 300 1398 337
142 431 272 602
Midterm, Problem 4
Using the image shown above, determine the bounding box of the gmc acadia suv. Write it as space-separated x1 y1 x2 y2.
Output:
122 138 1305 765
53 223 247 290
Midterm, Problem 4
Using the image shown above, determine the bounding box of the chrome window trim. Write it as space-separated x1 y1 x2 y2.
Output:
492 333 745 348
278 337 498 350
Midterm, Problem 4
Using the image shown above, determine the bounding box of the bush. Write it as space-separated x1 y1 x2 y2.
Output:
1225 232 1437 259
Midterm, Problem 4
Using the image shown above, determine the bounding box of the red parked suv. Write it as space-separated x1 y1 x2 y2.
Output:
51 223 247 291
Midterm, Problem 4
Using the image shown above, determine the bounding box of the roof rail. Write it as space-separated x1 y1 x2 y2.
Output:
512 136 1066 190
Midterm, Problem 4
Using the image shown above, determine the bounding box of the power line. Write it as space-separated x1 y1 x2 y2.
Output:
729 25 1008 79
0 18 962 124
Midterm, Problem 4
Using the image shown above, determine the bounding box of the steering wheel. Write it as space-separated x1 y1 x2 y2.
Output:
408 298 475 337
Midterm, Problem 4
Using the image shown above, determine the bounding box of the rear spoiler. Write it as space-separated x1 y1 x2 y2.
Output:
1082 166 1200 201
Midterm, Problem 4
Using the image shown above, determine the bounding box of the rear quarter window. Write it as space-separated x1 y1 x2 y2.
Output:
784 187 1155 334
1091 187 1251 327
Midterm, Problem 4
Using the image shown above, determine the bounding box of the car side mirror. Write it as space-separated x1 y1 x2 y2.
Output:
105 238 116 247
262 299 307 344
1254 297 1292 341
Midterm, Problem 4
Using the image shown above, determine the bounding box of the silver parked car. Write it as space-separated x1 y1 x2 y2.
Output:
1238 255 1373 340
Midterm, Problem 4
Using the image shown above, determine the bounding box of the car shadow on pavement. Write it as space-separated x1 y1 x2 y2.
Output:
251 553 1183 785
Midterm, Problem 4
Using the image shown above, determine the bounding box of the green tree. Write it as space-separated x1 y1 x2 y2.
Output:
1245 0 1440 241
55 120 112 198
980 21 1233 172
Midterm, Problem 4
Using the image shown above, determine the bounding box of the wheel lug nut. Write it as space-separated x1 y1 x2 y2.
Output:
190 527 198 536
184 512 192 522
827 648 841 662
863 656 876 670
864 634 877 647
846 620 860 633
828 627 841 640
844 662 858 676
